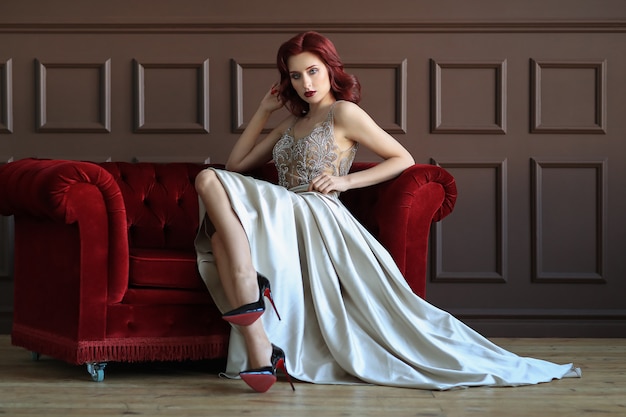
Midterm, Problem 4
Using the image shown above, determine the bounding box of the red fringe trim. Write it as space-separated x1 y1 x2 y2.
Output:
11 324 229 365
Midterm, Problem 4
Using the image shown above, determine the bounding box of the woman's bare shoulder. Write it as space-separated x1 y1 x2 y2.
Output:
333 100 371 122
333 100 376 131
334 100 360 113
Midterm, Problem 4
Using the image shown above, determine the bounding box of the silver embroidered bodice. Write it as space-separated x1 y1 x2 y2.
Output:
272 102 358 190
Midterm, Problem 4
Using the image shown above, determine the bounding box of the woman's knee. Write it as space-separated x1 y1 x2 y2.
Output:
195 169 219 194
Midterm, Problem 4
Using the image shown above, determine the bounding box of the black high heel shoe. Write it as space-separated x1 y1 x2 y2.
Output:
240 344 295 393
222 273 281 326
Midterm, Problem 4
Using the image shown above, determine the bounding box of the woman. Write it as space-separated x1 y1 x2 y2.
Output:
195 31 580 392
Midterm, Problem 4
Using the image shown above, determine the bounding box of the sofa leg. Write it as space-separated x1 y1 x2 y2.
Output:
86 362 107 382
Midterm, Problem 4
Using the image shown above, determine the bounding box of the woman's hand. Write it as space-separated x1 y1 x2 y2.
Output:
258 83 284 114
308 173 350 194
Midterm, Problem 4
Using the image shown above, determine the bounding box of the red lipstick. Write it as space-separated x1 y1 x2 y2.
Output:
304 91 316 98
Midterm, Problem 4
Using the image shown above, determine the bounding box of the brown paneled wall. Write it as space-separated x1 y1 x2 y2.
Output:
1 0 625 336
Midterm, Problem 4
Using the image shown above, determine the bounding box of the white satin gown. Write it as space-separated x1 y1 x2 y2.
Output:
195 102 581 390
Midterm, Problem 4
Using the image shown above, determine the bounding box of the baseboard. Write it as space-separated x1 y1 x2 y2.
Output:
453 308 626 337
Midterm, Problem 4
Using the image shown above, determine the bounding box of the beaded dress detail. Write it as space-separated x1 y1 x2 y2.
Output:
273 102 357 190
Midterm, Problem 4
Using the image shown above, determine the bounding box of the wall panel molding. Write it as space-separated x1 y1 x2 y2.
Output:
531 158 607 283
450 308 626 337
0 59 12 134
36 59 111 133
430 59 507 134
1 21 625 34
431 159 508 283
231 60 277 133
133 59 209 133
531 59 607 134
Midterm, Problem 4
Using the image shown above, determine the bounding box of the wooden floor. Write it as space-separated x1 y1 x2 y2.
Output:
0 336 625 417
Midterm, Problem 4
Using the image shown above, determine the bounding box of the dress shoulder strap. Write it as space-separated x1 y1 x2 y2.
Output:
327 100 341 125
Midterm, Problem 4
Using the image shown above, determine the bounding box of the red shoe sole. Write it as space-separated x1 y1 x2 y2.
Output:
240 373 277 393
222 311 263 326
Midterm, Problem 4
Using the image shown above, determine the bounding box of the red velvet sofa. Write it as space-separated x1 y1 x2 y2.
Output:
0 158 457 381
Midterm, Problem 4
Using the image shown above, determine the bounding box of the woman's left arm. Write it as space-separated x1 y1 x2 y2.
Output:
309 101 415 194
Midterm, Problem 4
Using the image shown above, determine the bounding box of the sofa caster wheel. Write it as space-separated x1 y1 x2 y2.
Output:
31 352 40 361
86 362 107 382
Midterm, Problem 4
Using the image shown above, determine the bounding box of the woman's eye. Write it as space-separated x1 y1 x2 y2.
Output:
290 73 301 80
309 68 318 75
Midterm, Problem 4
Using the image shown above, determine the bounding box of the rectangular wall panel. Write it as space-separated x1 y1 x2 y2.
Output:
531 59 607 134
36 59 111 133
430 60 507 134
431 160 507 283
231 60 289 133
133 59 209 133
531 159 607 283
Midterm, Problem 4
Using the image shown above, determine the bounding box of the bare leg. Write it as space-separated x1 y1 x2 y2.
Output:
195 169 272 368
212 232 272 368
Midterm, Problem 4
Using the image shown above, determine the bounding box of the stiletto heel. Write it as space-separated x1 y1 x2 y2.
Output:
240 344 296 393
222 273 281 326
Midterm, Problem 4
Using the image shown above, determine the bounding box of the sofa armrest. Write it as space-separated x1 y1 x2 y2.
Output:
0 159 130 334
375 164 456 298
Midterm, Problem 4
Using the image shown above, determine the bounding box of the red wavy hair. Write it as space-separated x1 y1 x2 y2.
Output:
276 31 361 116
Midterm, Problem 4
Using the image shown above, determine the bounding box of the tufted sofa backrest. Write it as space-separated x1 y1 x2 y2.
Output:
100 162 223 251
98 161 385 251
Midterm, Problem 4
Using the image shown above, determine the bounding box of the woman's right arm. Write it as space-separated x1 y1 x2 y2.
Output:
225 85 292 173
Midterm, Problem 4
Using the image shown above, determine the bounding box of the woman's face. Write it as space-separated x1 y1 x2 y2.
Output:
287 52 333 107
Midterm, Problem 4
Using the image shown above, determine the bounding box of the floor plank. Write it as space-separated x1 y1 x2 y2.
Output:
0 336 624 416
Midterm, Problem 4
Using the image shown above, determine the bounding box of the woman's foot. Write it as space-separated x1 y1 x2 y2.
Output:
240 344 295 393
